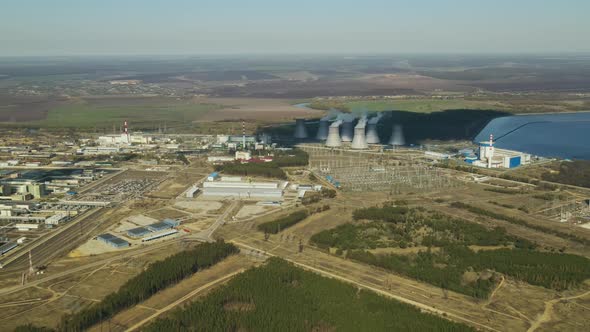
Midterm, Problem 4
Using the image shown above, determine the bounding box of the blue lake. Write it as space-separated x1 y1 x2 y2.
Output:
475 112 590 160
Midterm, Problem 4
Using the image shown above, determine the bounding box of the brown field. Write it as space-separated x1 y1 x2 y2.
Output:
0 95 68 122
145 207 190 220
193 97 323 121
0 240 191 330
356 73 471 92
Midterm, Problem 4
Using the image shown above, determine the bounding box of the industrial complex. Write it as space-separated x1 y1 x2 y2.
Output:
0 110 588 332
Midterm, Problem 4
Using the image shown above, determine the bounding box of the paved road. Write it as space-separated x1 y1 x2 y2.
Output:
125 268 245 332
194 200 238 241
0 236 191 297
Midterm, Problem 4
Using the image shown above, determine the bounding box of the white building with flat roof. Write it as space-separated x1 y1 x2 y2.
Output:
202 180 283 199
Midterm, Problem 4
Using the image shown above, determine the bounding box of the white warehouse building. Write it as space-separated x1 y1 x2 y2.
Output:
202 180 283 199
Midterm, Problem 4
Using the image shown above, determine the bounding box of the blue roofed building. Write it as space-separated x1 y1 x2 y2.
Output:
97 233 130 248
126 227 151 238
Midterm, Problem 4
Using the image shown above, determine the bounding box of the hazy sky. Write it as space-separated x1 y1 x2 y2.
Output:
2 0 589 55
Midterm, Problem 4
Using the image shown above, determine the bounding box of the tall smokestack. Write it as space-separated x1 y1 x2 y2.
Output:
326 120 343 147
351 119 368 150
124 120 130 144
242 121 246 148
294 119 308 139
488 134 494 168
389 124 405 146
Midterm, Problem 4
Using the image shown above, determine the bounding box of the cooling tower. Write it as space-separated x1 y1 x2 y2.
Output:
365 123 380 144
341 121 354 142
351 122 368 150
389 124 405 146
366 114 383 144
294 119 308 139
316 120 329 140
326 121 343 147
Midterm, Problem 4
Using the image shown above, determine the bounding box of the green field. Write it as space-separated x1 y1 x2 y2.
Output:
14 98 223 129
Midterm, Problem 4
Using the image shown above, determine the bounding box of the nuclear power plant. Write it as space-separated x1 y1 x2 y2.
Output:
294 119 308 139
326 120 343 147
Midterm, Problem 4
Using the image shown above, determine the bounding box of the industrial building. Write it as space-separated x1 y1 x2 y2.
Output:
15 223 41 231
97 121 153 146
0 179 46 200
185 186 199 198
141 229 178 242
0 242 18 255
202 179 283 199
97 233 130 248
126 227 151 238
146 219 179 232
44 213 68 225
469 135 531 169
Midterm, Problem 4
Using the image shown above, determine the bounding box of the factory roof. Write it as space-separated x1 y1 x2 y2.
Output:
141 229 178 242
162 218 180 226
0 242 18 255
97 233 130 247
126 227 151 237
147 222 174 232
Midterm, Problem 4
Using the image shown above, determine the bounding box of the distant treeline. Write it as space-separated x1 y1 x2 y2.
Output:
451 202 590 246
542 160 590 188
145 258 475 331
214 149 309 179
273 149 309 167
56 242 238 332
215 162 287 179
258 210 308 234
